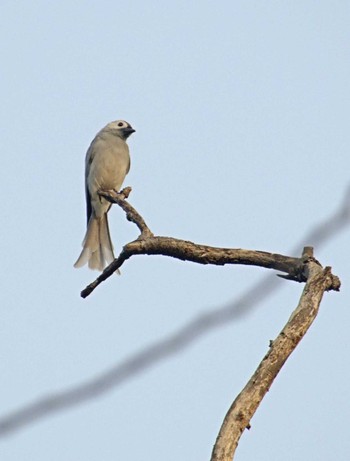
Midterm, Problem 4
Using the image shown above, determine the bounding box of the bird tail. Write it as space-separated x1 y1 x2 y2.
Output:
74 214 117 272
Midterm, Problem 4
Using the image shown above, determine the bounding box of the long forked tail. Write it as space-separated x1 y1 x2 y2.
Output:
74 214 116 271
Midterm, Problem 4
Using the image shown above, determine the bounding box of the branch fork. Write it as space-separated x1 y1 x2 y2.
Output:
210 254 339 461
0 186 343 451
81 189 340 298
79 189 340 460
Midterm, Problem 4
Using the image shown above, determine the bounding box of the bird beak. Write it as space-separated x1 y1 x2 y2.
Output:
124 127 136 135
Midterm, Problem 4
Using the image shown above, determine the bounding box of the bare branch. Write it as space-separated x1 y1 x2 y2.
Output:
0 187 348 437
82 190 312 298
81 236 307 298
99 188 153 239
211 251 340 461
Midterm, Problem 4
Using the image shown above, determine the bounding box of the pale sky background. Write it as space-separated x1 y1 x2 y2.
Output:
1 1 350 460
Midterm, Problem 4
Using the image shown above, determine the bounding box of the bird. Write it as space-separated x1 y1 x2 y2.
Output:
74 120 135 271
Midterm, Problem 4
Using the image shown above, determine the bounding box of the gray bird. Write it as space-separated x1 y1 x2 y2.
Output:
74 120 135 271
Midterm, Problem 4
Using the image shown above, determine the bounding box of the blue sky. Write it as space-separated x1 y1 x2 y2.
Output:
1 1 349 460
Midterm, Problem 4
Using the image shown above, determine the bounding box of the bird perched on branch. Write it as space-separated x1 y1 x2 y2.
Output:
74 120 135 271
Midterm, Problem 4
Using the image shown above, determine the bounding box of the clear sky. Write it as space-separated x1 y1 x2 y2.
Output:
1 1 349 460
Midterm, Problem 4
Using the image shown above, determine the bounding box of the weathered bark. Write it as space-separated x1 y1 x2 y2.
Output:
81 190 314 298
210 252 340 461
79 190 340 461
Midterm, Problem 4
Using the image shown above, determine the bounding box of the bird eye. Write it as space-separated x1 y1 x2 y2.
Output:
117 122 124 127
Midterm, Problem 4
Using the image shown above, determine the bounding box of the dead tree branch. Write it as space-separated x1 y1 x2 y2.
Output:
82 189 314 298
211 248 340 461
0 187 347 438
